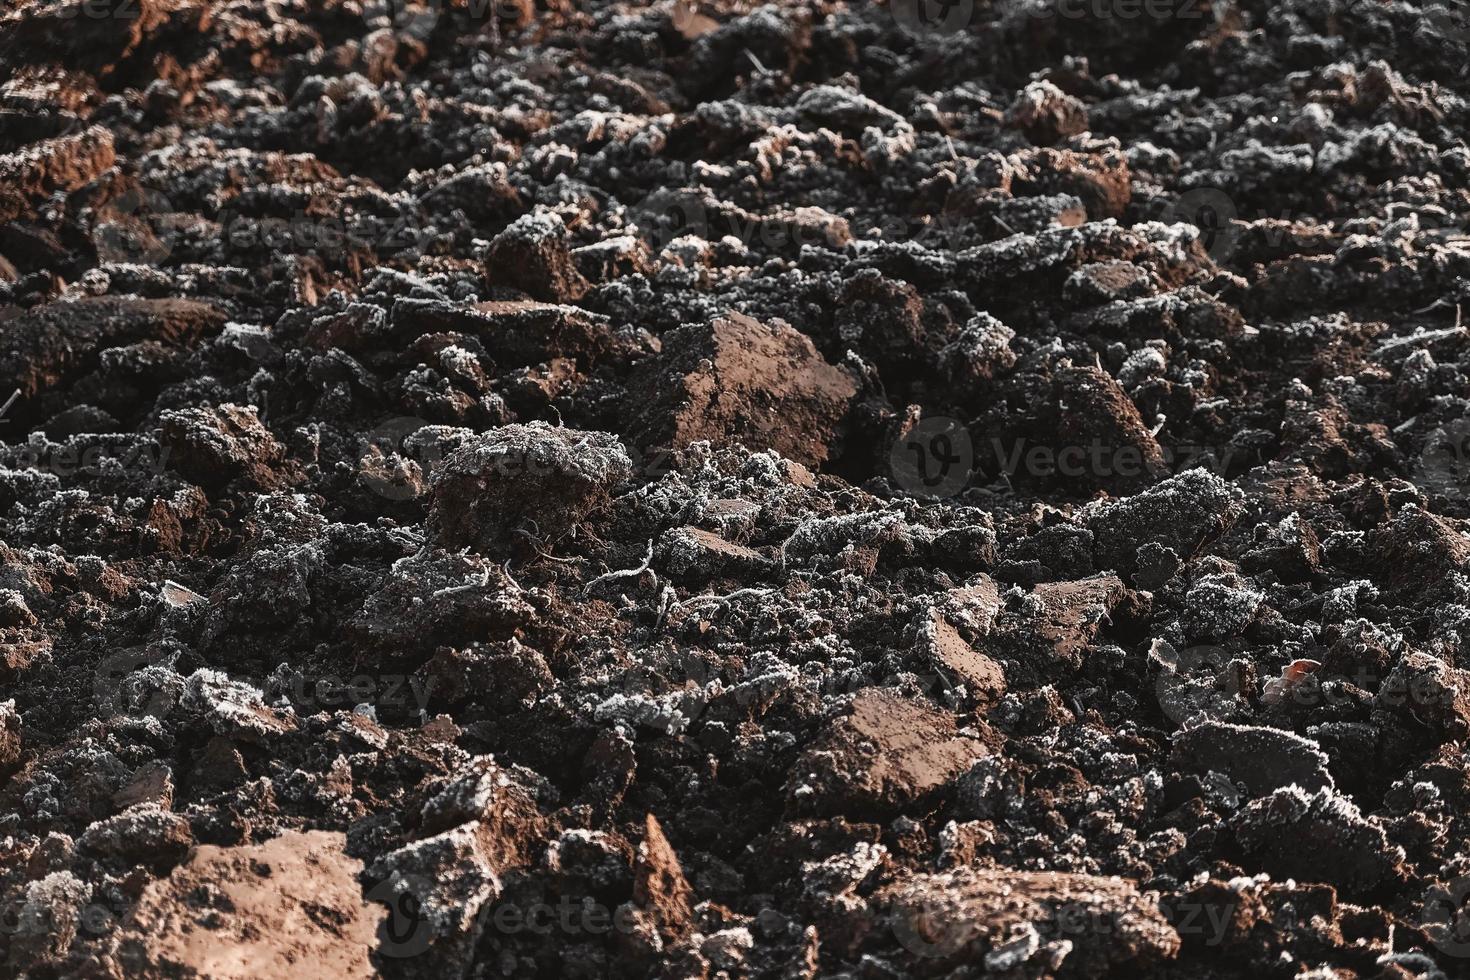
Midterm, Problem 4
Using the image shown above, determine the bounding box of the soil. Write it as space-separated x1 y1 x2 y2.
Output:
3 0 1470 977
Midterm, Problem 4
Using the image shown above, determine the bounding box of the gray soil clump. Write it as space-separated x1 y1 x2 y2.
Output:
2 0 1470 976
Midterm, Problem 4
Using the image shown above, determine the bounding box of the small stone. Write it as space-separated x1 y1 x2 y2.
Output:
159 404 295 491
786 689 994 818
7 872 90 969
427 422 632 555
1 297 224 403
1364 505 1470 601
939 575 1003 635
1031 574 1131 670
1018 145 1132 220
1171 721 1333 797
0 589 36 627
113 761 175 810
180 669 297 743
1378 651 1470 742
419 756 545 866
161 580 205 607
1079 470 1245 579
1005 81 1088 144
392 297 655 369
485 208 590 303
192 736 247 790
879 867 1180 971
1179 574 1265 642
0 126 115 221
623 313 858 470
918 608 1006 707
1063 261 1155 306
366 822 502 963
1052 364 1168 493
79 803 194 868
659 525 766 580
939 313 1018 388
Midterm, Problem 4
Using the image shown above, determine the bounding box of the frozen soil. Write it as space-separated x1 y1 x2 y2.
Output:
3 0 1470 977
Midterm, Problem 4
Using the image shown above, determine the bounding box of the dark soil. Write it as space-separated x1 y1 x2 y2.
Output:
3 0 1470 977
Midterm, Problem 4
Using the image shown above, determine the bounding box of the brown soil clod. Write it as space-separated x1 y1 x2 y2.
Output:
2 1 1470 976
623 312 858 469
787 689 996 819
115 831 383 979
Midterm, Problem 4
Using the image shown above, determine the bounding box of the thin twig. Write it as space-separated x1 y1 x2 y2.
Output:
677 587 776 612
512 528 579 563
583 540 655 596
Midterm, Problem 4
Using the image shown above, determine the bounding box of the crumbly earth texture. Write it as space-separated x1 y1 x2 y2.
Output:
3 1 1470 978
